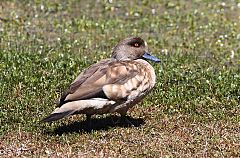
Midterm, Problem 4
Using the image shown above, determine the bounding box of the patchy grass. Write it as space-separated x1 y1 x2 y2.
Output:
0 0 239 157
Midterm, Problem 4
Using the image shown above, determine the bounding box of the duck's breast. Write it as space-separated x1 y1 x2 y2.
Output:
109 59 157 113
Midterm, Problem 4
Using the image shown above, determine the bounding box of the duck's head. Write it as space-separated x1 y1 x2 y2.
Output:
112 37 160 62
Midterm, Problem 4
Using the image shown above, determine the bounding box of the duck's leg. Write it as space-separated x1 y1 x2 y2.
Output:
86 114 92 128
86 114 92 121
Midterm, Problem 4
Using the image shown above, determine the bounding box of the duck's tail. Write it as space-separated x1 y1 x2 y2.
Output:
42 110 75 122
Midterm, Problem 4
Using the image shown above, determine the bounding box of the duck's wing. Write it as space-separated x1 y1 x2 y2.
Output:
58 59 113 106
59 59 143 106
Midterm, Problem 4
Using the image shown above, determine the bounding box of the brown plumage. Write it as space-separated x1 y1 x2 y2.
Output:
42 37 160 122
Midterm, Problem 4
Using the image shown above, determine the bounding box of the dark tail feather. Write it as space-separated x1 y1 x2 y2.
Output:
42 110 74 122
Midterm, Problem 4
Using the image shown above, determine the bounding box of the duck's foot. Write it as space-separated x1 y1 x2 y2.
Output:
113 115 135 127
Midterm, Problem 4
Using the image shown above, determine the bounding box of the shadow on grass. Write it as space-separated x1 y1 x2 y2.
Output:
45 115 144 135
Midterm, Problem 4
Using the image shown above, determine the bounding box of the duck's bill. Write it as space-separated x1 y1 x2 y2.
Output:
143 52 160 62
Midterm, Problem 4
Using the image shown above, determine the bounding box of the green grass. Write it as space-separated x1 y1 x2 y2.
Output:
0 0 239 157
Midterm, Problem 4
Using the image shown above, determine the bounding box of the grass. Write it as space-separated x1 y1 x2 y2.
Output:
0 0 239 157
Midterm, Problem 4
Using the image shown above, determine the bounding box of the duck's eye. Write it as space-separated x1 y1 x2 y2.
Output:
134 43 139 47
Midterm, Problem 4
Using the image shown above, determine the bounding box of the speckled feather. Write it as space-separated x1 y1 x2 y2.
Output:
42 37 159 122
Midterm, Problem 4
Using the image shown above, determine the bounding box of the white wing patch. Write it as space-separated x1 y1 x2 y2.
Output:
52 98 116 114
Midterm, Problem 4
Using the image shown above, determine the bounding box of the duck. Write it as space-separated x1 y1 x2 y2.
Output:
42 37 160 123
